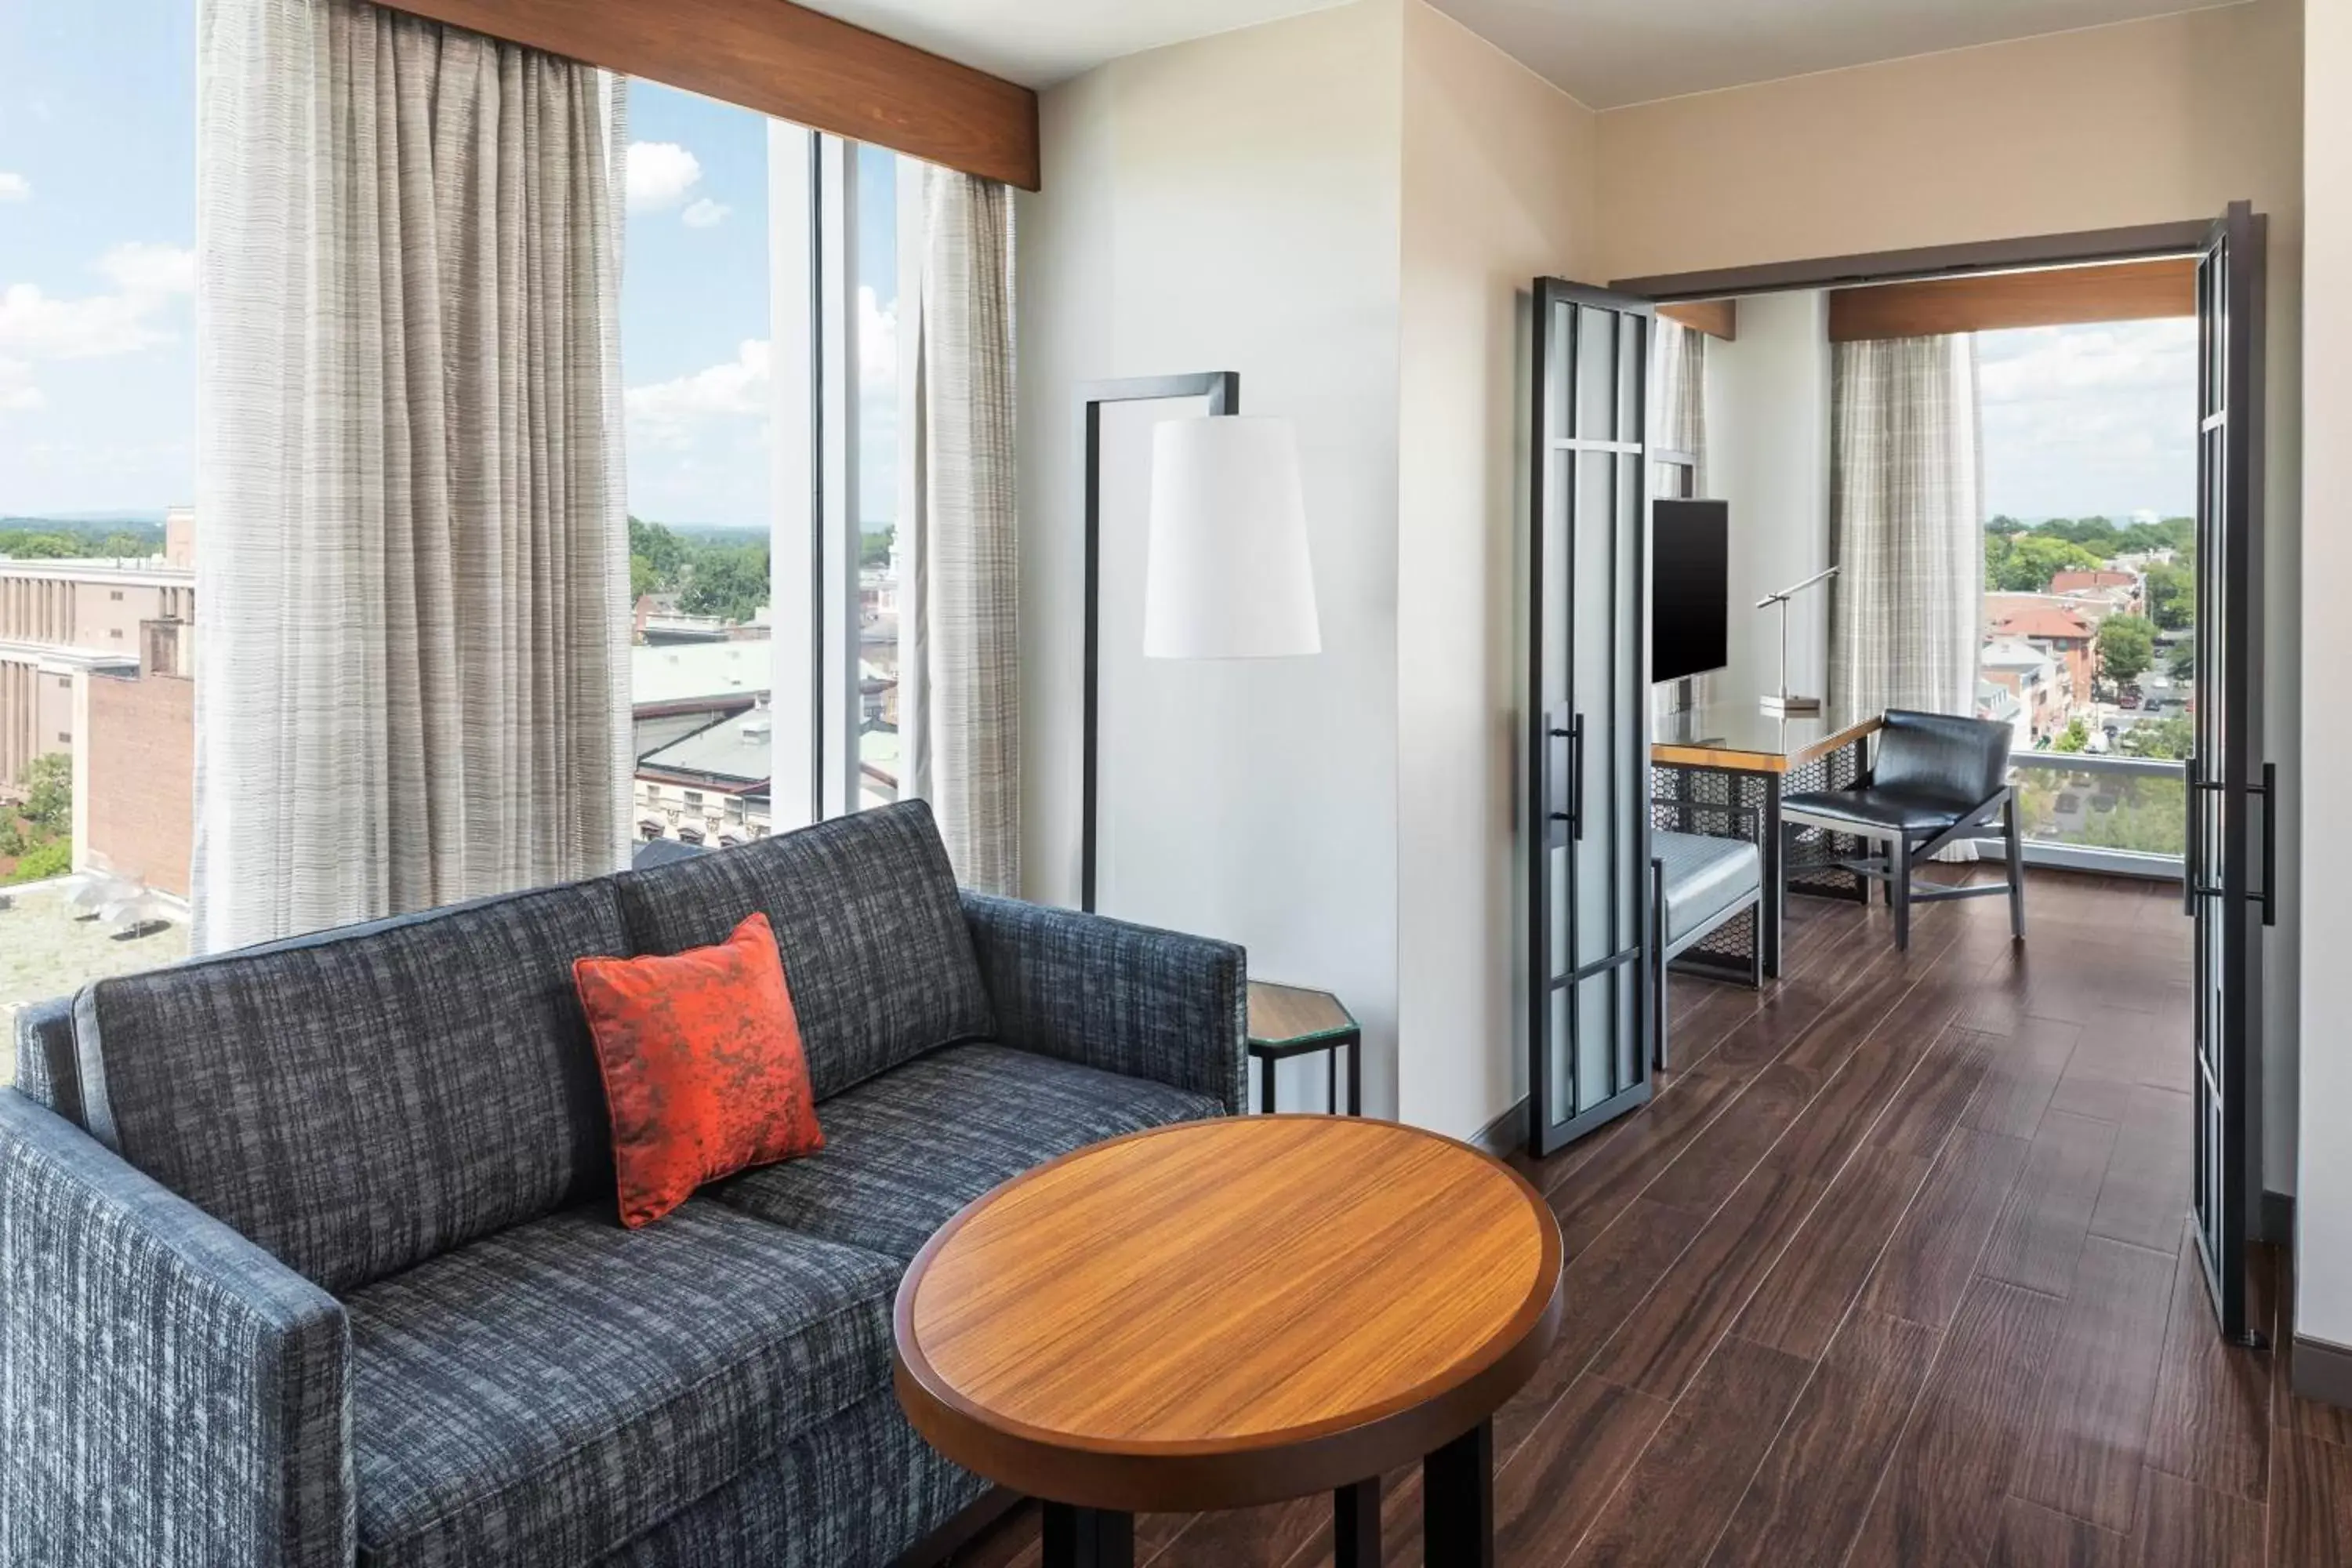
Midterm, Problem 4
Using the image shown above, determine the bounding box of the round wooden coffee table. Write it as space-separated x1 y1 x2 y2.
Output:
892 1115 1563 1568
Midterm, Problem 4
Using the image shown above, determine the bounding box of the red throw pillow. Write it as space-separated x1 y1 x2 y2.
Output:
573 912 825 1229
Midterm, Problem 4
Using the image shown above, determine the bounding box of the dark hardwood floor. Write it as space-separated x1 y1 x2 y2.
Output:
946 869 2347 1567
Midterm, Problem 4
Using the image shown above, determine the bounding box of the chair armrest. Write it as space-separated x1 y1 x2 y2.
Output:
0 1093 353 1568
960 893 1249 1114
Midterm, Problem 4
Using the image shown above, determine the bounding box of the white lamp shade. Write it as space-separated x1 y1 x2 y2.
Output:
1142 415 1321 660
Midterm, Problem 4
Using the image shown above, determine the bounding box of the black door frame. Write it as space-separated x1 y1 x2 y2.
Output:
1525 278 1656 1158
2187 201 2272 1345
1615 212 2273 1344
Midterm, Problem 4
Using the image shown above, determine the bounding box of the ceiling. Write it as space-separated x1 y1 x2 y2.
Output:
1424 0 2246 110
797 0 1343 89
808 0 2246 107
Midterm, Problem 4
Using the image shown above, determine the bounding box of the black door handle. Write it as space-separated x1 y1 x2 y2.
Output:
1569 716 1585 840
2253 761 2277 927
1546 715 1585 840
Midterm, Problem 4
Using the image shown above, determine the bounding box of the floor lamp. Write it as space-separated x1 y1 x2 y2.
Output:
1080 372 1321 912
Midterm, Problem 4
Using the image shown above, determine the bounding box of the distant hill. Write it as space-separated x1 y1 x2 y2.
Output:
0 517 168 560
1 515 167 545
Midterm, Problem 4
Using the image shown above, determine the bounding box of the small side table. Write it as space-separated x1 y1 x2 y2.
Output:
1247 981 1362 1116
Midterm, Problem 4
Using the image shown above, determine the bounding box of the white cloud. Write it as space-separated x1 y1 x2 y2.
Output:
858 285 896 387
95 241 196 296
0 358 42 413
626 142 702 212
1976 319 2197 520
0 282 168 359
626 338 771 448
0 242 197 364
0 172 29 202
681 198 731 230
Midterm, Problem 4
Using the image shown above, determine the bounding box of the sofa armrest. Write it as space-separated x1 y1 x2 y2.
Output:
960 893 1248 1114
0 1093 353 1568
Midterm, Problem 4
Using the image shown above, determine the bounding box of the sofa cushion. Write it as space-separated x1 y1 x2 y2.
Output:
592 1392 987 1568
613 800 994 1101
712 1042 1223 1263
71 880 626 1294
347 1203 898 1568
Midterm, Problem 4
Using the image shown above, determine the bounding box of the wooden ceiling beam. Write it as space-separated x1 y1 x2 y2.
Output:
378 0 1040 190
1828 257 2194 343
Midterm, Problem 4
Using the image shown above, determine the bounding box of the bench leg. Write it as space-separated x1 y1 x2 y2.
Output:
1652 858 1668 1072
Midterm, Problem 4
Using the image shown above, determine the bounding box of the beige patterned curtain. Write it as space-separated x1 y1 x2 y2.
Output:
193 0 630 950
1650 316 1709 717
900 170 1020 894
1650 316 1708 499
1829 335 1982 720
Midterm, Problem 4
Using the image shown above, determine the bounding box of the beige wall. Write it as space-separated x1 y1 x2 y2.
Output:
1595 0 2307 1193
1396 0 1597 1135
2296 0 2350 1353
0 572 194 650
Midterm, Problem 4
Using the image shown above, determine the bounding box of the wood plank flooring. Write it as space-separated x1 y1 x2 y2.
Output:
945 869 2342 1568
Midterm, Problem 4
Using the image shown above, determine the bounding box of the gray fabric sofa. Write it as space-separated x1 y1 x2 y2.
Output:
0 800 1245 1568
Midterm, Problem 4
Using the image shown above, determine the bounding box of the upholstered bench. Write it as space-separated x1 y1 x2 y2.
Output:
1651 829 1764 1069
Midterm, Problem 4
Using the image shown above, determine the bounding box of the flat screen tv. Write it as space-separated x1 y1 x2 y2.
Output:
1653 499 1729 683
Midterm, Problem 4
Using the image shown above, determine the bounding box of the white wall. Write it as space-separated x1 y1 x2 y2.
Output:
2296 0 2351 1355
1017 0 1408 1115
1594 0 2307 1196
1019 0 1600 1138
1394 2 1598 1137
1701 292 1832 706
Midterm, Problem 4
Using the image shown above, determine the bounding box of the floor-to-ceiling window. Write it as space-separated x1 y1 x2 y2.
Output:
0 20 909 1076
1976 315 2198 869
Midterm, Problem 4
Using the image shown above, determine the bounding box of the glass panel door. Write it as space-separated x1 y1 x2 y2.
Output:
2187 201 2270 1344
1526 280 1653 1156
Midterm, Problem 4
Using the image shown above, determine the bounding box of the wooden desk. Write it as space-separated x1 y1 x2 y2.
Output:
893 1117 1563 1567
1651 704 1883 978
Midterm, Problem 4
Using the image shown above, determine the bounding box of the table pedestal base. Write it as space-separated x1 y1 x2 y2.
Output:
1036 1422 1497 1568
1042 1503 1133 1568
1423 1419 1495 1568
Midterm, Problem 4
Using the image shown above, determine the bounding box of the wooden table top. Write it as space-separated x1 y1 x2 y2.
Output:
1246 980 1356 1045
892 1116 1563 1512
1651 704 1883 773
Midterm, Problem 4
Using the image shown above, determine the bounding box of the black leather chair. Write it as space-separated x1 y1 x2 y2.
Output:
1779 710 2025 952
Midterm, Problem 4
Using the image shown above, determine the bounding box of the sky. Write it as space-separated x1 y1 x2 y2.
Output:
1976 317 2198 522
0 6 898 533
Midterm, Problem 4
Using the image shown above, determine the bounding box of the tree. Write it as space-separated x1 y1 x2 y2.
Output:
20 753 70 836
627 516 690 594
2142 562 2193 631
860 526 895 571
2050 717 2092 753
2075 786 2187 857
5 837 71 884
1986 533 2103 593
2167 643 2195 683
2118 717 2194 760
1987 514 2027 536
679 543 770 625
2096 614 2157 686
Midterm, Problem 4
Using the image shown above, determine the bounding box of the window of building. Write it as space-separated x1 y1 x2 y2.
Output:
622 85 909 848
0 38 910 1086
